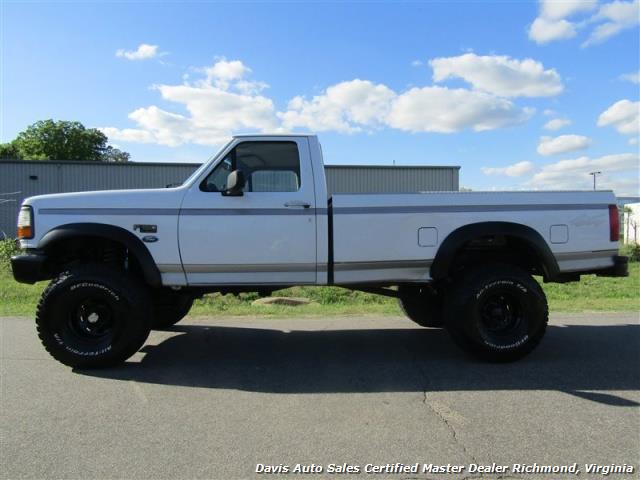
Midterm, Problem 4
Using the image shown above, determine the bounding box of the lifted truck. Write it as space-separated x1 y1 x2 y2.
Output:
12 134 628 368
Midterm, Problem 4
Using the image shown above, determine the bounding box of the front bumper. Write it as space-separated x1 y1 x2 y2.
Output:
11 252 49 284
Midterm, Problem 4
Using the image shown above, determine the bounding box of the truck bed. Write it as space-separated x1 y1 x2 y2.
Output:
330 190 618 283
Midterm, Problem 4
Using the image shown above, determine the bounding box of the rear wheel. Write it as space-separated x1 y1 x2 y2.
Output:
443 264 548 362
397 284 444 328
151 290 194 329
36 264 152 368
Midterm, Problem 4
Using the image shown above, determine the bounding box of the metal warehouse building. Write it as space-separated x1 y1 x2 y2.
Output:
0 160 460 237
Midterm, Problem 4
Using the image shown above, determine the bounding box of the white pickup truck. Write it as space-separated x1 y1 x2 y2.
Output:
12 134 628 368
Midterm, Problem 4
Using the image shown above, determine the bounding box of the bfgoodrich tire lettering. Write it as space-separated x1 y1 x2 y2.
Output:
444 264 548 362
36 265 152 368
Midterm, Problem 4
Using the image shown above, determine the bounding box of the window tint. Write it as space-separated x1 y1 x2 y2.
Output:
201 141 300 192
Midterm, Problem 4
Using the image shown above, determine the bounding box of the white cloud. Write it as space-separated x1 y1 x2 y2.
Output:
126 107 196 147
482 161 535 177
598 99 640 135
234 79 269 95
116 44 161 61
527 1 597 43
529 17 578 44
583 0 640 46
629 137 639 145
620 71 640 84
279 80 396 133
205 59 249 81
540 0 598 19
411 60 423 67
280 80 533 134
543 118 572 131
386 87 533 133
102 59 278 147
604 176 640 195
528 0 639 46
537 134 592 155
529 153 639 194
430 53 563 97
543 109 556 116
103 57 539 146
204 59 255 90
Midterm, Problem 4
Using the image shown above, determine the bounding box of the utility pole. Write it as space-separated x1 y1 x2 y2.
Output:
589 171 601 190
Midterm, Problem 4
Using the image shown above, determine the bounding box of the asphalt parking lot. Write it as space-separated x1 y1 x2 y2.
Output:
1 313 639 479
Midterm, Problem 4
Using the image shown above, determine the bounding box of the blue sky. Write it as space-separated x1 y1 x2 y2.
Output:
2 1 639 194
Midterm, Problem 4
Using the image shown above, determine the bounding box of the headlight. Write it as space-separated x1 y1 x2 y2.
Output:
17 205 34 239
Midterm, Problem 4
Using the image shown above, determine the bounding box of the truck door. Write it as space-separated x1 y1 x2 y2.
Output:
178 137 318 285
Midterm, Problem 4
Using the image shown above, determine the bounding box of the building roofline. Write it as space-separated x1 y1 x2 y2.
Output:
0 159 203 167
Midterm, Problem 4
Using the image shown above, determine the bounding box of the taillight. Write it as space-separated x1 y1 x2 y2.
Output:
609 204 619 242
17 206 34 239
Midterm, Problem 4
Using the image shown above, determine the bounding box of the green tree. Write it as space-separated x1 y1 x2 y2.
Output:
102 146 131 163
0 119 130 162
0 142 21 160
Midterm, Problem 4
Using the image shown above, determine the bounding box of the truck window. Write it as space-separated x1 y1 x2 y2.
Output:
201 141 300 192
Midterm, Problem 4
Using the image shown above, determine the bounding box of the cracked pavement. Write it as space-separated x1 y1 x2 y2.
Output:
1 313 639 479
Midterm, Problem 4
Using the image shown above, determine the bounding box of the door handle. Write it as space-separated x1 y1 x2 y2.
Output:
284 201 311 209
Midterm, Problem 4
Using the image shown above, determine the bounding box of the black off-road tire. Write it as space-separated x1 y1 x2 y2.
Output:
151 290 194 329
397 284 444 328
35 264 153 369
443 264 548 362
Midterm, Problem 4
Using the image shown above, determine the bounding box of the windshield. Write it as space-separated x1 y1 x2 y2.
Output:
180 138 233 187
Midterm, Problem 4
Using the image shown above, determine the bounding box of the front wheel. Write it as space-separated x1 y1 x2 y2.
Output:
35 265 152 368
443 264 548 362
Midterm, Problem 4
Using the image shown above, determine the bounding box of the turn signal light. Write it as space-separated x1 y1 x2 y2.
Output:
17 206 34 239
17 225 33 239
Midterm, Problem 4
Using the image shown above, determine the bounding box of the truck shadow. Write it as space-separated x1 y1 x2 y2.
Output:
80 323 640 407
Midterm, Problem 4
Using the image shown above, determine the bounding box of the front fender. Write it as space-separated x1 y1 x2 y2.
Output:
38 223 162 287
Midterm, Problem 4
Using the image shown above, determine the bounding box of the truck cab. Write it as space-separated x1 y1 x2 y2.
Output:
177 134 329 286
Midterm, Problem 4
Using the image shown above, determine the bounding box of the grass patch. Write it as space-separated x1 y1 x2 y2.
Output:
190 286 399 317
0 269 46 316
540 263 639 312
0 239 19 267
1 259 638 317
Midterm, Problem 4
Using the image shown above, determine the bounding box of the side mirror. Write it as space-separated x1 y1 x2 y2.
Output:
222 170 245 196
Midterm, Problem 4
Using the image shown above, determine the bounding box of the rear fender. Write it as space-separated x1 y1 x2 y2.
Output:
430 222 559 280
